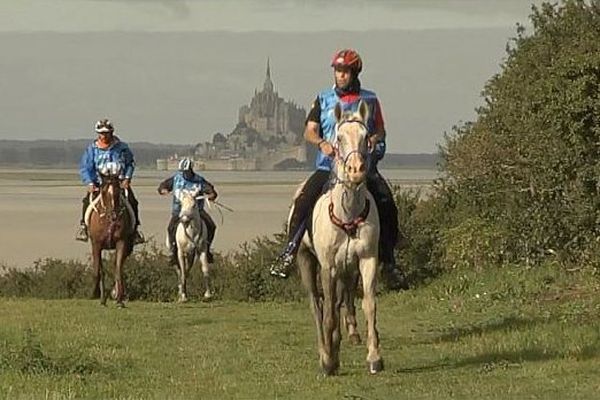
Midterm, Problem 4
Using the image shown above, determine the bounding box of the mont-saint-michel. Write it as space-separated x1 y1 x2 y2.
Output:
158 61 315 171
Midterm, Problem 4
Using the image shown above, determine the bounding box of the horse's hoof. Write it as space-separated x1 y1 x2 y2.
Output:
320 359 339 376
203 292 213 300
368 359 384 374
348 333 362 345
116 302 126 309
178 296 188 303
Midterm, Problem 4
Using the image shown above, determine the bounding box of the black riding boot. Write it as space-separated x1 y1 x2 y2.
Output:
366 170 409 290
199 209 216 263
167 215 179 265
126 188 145 244
76 194 91 241
270 170 330 278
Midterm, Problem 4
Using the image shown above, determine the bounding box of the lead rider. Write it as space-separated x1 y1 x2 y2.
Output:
269 49 408 290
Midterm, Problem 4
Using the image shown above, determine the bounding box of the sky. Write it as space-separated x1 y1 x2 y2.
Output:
1 0 541 33
0 0 546 153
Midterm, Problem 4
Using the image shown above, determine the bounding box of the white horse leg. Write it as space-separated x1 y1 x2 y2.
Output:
320 264 341 375
297 245 325 362
178 249 188 303
359 256 383 374
199 250 212 299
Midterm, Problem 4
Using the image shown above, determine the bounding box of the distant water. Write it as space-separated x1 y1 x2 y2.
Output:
135 168 438 185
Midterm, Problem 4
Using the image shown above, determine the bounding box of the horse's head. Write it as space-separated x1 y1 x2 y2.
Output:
98 162 124 210
333 100 370 186
177 188 200 223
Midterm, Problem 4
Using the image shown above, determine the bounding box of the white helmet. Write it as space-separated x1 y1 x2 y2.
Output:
178 158 193 171
95 119 114 134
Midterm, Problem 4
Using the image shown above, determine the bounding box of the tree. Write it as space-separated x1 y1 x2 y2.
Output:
438 0 600 266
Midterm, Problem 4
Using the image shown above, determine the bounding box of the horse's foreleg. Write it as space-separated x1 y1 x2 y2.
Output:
344 271 361 345
320 266 341 375
359 256 382 374
199 250 212 300
297 246 324 359
92 242 105 305
114 241 127 308
177 249 188 303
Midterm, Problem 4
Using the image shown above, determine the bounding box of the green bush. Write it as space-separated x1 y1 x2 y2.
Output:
419 0 600 270
0 237 305 302
440 217 509 271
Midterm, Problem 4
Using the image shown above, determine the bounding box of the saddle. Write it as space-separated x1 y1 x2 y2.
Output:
84 191 136 230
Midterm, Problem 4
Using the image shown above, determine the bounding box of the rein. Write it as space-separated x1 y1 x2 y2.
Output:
92 182 128 247
327 117 372 236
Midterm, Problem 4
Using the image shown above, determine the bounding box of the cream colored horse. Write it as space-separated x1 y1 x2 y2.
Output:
297 100 382 375
169 189 211 302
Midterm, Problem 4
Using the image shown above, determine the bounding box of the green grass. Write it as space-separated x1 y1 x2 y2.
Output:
1 264 599 399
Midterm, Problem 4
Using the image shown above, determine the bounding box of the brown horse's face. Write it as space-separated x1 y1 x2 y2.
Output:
99 175 123 213
334 100 370 185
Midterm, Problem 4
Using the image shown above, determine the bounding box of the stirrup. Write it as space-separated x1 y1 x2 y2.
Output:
133 230 146 245
269 252 295 279
75 225 88 242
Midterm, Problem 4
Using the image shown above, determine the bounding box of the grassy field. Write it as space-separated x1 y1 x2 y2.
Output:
1 265 599 399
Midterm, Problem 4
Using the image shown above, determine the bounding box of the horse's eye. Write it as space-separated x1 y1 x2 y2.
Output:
337 136 342 143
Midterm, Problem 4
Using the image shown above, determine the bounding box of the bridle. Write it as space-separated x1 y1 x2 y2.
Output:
328 118 372 236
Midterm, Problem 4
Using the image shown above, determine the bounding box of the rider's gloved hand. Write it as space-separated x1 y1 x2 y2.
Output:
207 191 218 201
318 140 335 157
121 179 131 190
88 184 99 193
373 139 386 161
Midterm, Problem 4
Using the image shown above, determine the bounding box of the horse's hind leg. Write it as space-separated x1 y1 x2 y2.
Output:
344 272 361 345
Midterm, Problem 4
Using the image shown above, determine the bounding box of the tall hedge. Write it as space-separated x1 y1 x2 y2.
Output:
436 0 600 268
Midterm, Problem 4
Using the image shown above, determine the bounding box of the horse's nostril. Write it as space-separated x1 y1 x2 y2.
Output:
359 164 366 172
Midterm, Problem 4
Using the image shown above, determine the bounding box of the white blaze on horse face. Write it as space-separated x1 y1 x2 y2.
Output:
178 190 198 222
335 112 368 184
107 183 116 209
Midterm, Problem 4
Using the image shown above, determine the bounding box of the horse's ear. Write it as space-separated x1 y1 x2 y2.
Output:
358 100 369 122
334 102 343 122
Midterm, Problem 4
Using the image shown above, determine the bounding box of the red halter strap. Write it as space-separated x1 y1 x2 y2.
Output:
328 198 370 237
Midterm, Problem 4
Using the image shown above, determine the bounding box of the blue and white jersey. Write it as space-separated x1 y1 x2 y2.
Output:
171 171 207 215
79 139 135 186
315 88 380 171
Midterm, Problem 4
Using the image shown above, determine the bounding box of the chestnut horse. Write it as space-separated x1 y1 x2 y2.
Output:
86 162 135 307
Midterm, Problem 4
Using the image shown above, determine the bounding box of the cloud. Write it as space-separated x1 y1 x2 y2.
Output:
0 0 541 32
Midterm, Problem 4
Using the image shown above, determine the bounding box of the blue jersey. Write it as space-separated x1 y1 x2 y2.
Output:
171 171 208 215
79 139 135 186
315 88 382 171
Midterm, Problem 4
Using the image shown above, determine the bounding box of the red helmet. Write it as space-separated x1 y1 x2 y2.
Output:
331 49 362 74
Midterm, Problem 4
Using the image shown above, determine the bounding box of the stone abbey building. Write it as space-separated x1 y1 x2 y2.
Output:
184 60 313 170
